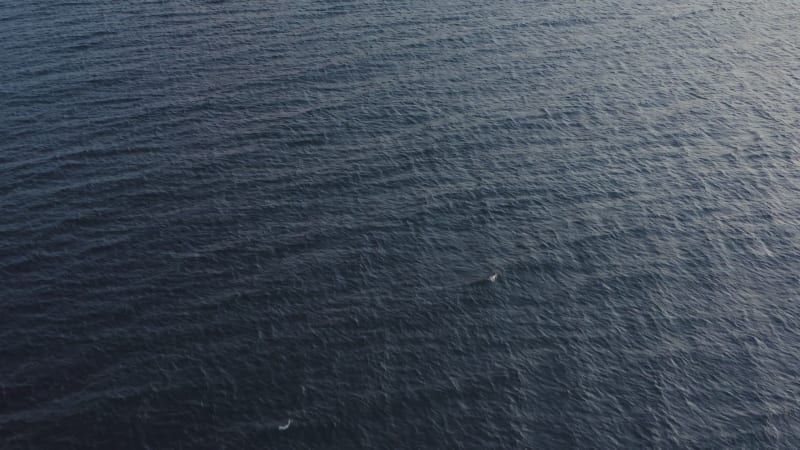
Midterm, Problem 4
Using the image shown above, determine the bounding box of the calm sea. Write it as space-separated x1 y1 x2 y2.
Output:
3 0 800 448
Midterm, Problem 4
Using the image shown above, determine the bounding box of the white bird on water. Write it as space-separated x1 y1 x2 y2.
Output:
488 272 499 282
278 419 292 431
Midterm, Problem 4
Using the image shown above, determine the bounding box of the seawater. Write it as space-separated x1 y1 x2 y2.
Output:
3 0 800 448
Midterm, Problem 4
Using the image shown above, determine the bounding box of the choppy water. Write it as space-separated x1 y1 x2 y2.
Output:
3 0 800 448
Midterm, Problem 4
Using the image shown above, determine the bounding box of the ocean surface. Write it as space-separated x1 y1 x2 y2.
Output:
3 0 800 448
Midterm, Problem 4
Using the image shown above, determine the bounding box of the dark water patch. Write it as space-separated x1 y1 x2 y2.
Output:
4 0 800 448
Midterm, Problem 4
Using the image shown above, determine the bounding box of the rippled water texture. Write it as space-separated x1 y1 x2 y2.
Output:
3 0 800 448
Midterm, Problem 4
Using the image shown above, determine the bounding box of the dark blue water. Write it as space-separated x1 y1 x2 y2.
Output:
3 0 800 448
